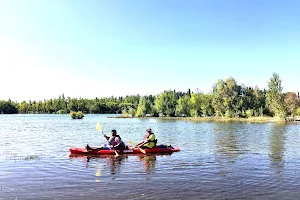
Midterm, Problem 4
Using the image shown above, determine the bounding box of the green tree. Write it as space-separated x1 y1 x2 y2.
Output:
136 97 147 117
175 95 190 116
189 92 201 117
212 80 226 116
266 73 286 118
200 93 214 116
90 102 108 113
155 90 178 117
0 100 18 114
107 102 118 113
296 108 300 116
223 77 240 118
19 101 29 114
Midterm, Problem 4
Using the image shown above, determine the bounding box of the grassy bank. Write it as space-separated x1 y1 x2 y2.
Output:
166 116 285 123
113 115 286 123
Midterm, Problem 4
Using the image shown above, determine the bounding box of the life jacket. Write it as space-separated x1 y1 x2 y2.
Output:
109 135 125 150
143 132 157 148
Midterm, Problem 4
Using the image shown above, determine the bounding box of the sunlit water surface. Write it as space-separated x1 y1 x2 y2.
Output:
1 114 300 199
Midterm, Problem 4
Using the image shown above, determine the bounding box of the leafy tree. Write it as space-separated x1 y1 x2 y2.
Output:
136 97 147 117
107 102 118 113
123 95 139 107
266 73 286 118
90 102 108 113
0 100 18 114
296 108 300 116
223 77 240 118
155 90 178 117
285 92 298 116
175 95 190 116
189 92 201 117
3 72 298 119
200 93 214 116
128 107 136 116
119 103 134 114
212 80 227 116
19 101 29 114
67 98 78 112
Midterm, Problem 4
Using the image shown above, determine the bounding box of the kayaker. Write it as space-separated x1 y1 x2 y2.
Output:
104 129 126 151
136 128 157 149
86 129 126 151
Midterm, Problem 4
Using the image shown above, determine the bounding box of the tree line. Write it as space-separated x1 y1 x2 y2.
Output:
1 73 300 118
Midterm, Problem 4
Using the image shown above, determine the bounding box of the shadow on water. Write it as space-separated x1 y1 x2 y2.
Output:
269 123 286 174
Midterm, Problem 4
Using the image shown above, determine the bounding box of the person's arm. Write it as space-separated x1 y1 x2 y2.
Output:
104 135 110 141
135 133 152 147
144 134 155 144
113 137 121 148
135 141 145 147
136 137 149 147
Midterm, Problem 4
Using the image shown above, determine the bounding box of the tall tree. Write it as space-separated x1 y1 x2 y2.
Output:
154 90 178 117
266 73 286 118
175 95 190 117
285 92 298 116
200 93 214 116
0 100 18 114
135 97 147 117
212 79 226 117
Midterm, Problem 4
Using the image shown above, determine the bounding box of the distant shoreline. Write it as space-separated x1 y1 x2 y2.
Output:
111 116 290 123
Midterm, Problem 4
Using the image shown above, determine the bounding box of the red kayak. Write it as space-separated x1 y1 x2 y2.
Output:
69 145 180 155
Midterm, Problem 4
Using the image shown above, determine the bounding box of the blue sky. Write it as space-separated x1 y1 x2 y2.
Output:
0 0 299 102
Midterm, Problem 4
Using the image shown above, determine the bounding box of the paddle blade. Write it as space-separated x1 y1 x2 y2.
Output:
96 122 102 132
140 148 146 154
115 151 119 157
129 140 133 145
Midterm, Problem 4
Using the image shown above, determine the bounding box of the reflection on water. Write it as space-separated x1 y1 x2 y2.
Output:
2 114 300 199
101 156 127 175
138 155 157 174
214 123 248 162
70 154 159 176
70 154 128 175
269 124 286 174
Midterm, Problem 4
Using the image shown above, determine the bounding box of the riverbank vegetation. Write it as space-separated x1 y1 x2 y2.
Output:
1 73 299 121
70 111 84 119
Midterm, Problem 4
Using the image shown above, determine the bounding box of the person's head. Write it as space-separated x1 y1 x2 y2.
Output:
146 128 152 133
111 129 117 136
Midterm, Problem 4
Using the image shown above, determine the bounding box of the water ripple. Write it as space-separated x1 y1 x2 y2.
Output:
1 114 300 199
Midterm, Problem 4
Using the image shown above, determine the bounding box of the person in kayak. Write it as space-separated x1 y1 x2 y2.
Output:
86 129 126 151
104 129 126 151
136 128 157 149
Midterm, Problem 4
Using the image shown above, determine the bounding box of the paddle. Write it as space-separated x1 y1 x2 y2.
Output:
139 147 146 154
95 122 119 157
129 140 146 154
131 140 146 154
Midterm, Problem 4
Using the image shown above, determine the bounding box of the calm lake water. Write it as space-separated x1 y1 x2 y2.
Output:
1 114 300 200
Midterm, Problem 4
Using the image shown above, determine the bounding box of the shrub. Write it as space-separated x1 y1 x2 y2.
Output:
258 107 264 117
122 109 129 117
246 109 253 118
296 107 300 116
76 111 84 119
70 111 84 119
57 109 68 114
225 110 232 118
